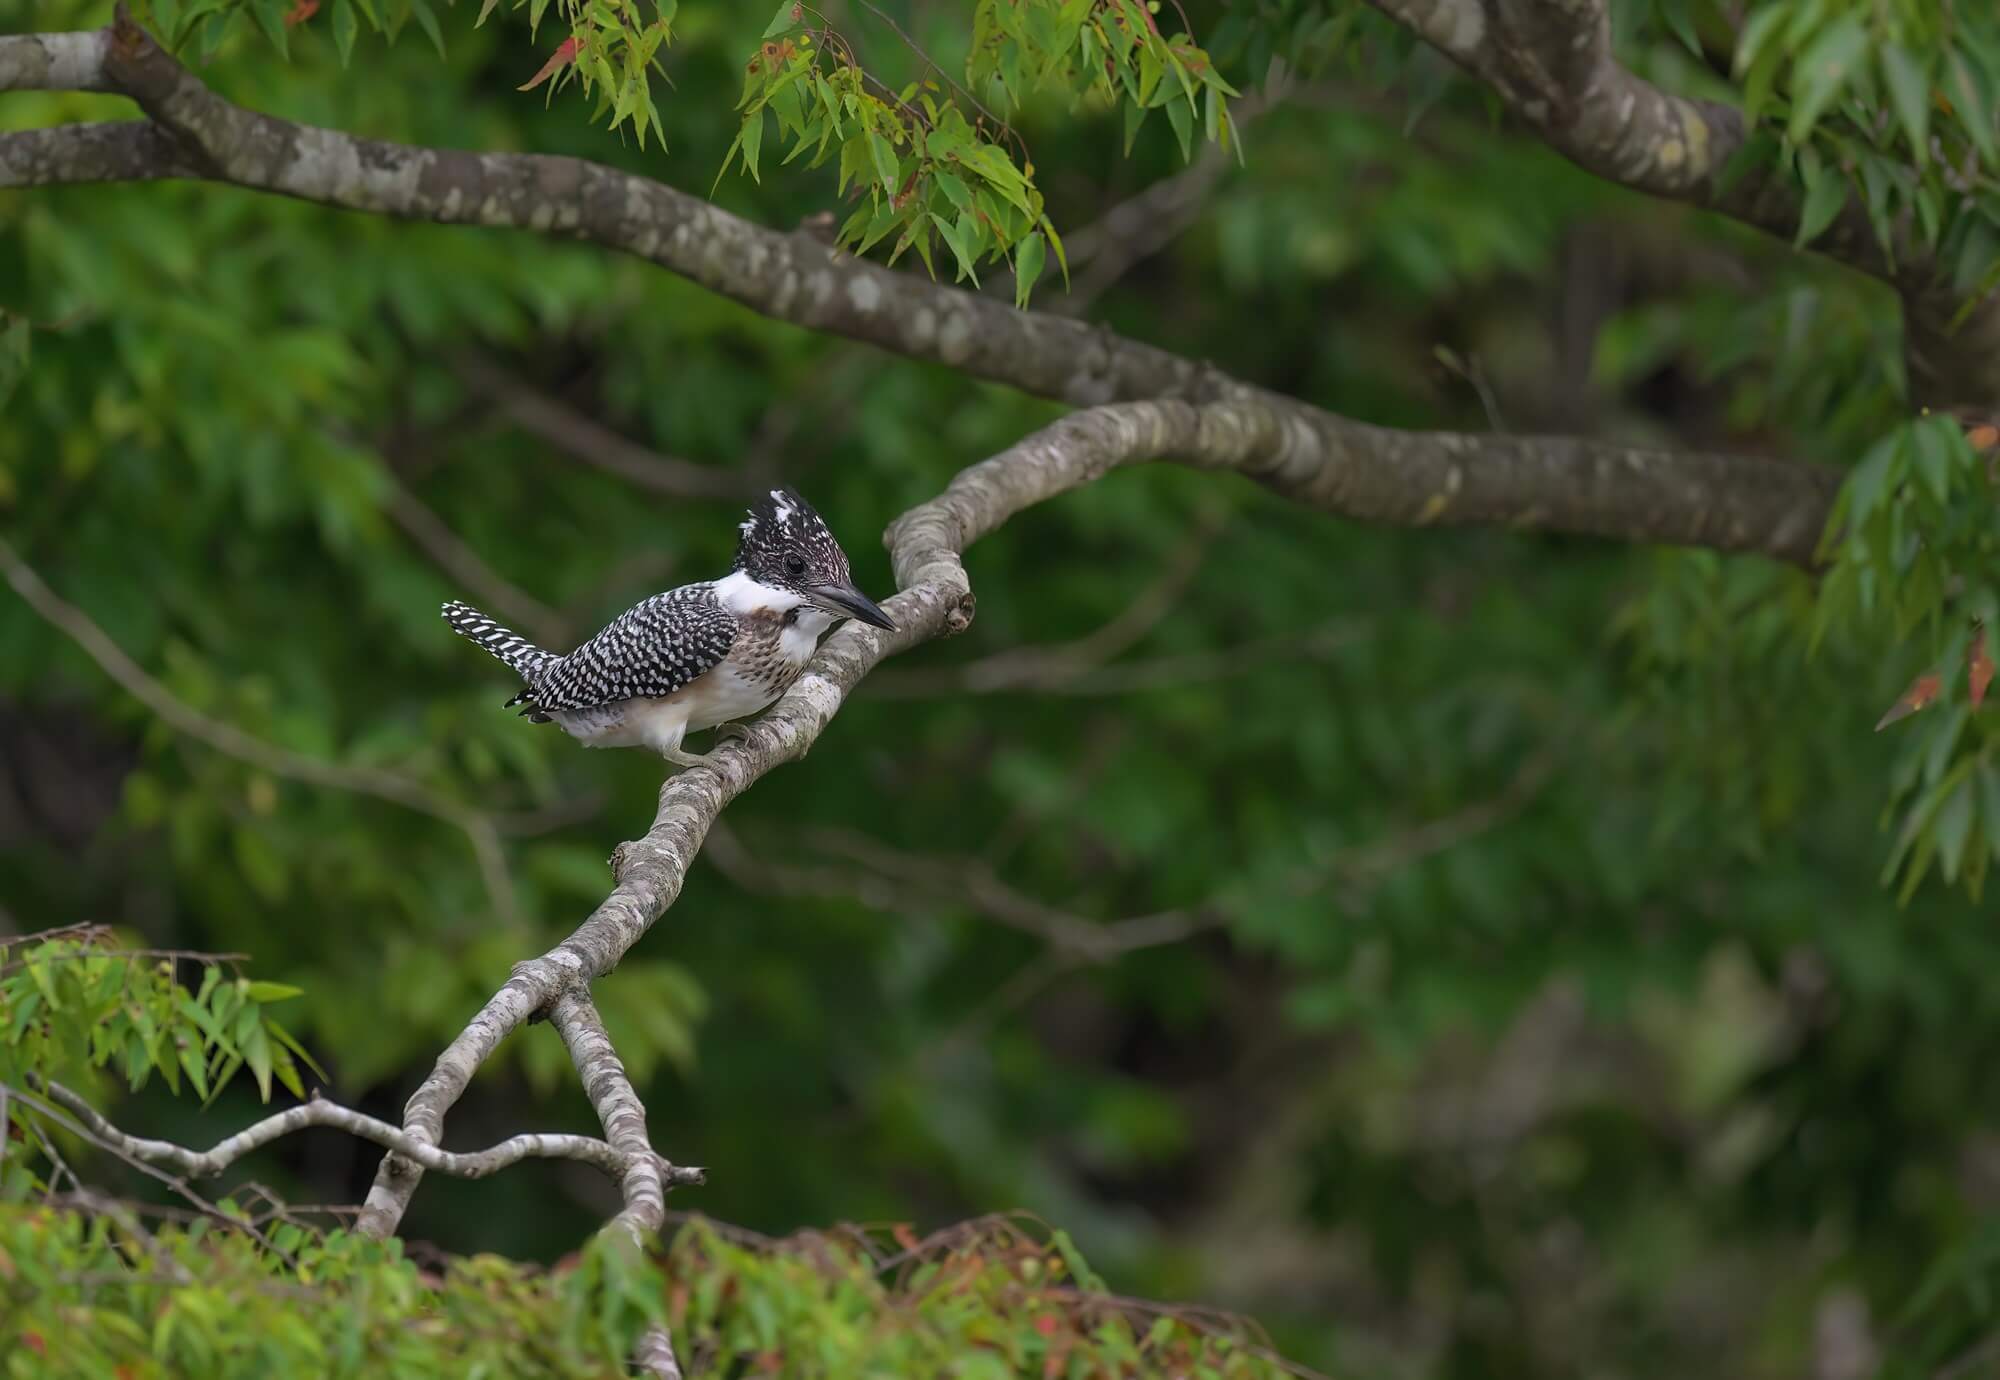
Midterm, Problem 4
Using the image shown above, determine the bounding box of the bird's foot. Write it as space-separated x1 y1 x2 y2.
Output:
712 721 755 746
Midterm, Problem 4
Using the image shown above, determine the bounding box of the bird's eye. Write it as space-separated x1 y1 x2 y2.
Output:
784 555 806 576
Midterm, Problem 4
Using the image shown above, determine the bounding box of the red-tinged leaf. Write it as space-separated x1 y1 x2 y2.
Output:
891 1222 919 1251
519 37 580 92
1877 673 1943 730
284 0 318 25
1033 1313 1059 1338
1971 630 1994 709
23 1334 45 1357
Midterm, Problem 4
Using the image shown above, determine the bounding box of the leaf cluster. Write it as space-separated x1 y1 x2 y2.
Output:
0 927 318 1113
0 1203 1299 1378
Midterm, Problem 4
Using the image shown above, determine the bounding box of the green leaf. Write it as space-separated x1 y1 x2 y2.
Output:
250 0 290 59
1659 0 1700 57
741 110 764 183
929 212 979 286
1952 52 1999 166
1013 231 1046 309
152 0 183 47
1881 45 1932 164
1937 776 1977 883
1789 16 1868 144
330 0 358 65
1040 212 1069 287
868 131 899 193
1795 152 1847 248
1164 93 1194 161
178 1044 211 1101
409 0 446 59
1912 418 1955 504
933 170 973 213
243 1024 274 1102
244 981 305 1004
266 1018 329 1085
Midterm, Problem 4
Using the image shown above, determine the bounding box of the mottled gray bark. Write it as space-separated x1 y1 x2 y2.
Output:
0 18 1837 562
549 989 674 1245
1365 0 2000 410
549 989 689 1380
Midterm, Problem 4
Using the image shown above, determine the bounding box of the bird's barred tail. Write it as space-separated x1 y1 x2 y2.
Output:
440 601 559 687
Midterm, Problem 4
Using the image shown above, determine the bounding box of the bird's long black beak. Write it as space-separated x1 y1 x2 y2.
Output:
815 580 897 631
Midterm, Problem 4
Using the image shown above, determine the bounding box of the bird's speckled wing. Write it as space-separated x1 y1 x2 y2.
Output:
528 585 740 712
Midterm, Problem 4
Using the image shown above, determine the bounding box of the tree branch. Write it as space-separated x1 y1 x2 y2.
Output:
350 397 1590 1237
30 1077 692 1184
547 988 691 1380
1361 0 2000 410
0 18 1839 563
548 988 678 1244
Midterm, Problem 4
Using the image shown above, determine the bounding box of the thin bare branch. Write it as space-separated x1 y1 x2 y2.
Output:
0 536 519 924
384 477 571 648
453 355 756 500
32 1078 655 1182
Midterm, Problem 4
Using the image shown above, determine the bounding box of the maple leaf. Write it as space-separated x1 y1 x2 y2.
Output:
1876 674 1942 730
520 37 581 92
284 0 318 25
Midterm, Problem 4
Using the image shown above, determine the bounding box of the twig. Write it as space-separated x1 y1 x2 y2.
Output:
9 1084 289 1257
454 355 753 500
30 1078 658 1183
0 537 518 924
384 477 571 648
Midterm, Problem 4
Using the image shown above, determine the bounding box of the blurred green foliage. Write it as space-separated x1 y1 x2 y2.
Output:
0 1198 1295 1379
6 0 2000 1375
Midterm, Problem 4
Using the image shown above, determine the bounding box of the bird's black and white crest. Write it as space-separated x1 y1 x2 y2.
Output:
733 487 854 594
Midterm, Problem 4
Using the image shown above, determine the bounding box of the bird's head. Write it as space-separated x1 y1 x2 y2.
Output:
733 488 897 631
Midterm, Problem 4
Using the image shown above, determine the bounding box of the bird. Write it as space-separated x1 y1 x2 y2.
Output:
441 488 896 768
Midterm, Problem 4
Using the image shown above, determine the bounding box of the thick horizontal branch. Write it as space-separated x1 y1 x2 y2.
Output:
1363 0 2000 410
1 19 1838 562
33 1077 700 1185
